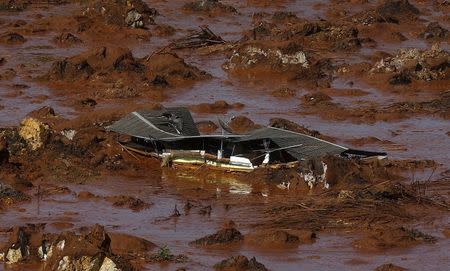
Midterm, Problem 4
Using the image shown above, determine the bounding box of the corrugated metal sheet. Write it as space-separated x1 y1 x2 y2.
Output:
107 107 199 139
236 127 348 160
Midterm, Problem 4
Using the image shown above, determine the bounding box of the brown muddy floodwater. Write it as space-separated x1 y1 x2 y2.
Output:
0 0 449 270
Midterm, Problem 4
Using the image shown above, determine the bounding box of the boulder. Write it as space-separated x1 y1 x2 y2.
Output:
18 118 50 151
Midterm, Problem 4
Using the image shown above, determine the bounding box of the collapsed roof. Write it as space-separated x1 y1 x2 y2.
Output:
107 107 386 160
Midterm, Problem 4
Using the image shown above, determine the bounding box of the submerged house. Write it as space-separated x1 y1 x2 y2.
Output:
107 107 386 174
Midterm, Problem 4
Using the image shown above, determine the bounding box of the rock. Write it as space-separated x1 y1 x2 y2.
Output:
125 8 144 28
0 252 4 261
18 118 50 151
0 32 26 44
190 227 243 246
374 263 407 271
214 255 268 271
55 255 102 271
99 257 121 271
37 241 53 260
61 129 77 141
6 247 26 264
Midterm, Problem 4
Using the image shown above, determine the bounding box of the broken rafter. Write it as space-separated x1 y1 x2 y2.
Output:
169 26 225 50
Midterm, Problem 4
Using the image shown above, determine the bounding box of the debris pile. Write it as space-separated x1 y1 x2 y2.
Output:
370 44 450 82
169 26 225 50
224 43 309 71
82 0 158 28
0 224 150 270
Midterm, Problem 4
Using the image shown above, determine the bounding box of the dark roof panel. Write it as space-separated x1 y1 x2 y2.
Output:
107 107 199 139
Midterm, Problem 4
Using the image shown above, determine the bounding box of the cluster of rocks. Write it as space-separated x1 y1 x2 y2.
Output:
0 224 143 270
370 44 450 83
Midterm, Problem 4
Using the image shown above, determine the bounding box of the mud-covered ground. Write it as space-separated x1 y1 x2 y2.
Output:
0 0 449 270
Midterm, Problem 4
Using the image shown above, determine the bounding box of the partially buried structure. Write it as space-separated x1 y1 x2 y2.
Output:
107 107 386 176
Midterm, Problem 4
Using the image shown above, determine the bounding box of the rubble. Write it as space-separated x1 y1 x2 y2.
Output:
224 43 309 71
169 26 225 50
370 44 450 81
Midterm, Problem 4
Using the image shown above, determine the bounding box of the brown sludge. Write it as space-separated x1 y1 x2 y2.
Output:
0 0 449 270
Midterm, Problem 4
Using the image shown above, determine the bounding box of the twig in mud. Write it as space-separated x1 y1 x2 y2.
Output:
296 202 327 211
118 142 141 161
145 45 171 62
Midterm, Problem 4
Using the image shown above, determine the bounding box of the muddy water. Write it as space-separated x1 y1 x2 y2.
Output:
1 0 449 270
1 174 449 271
